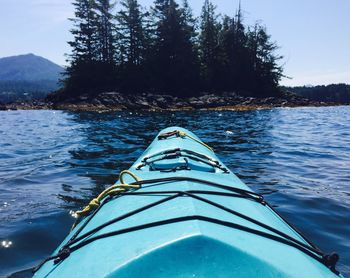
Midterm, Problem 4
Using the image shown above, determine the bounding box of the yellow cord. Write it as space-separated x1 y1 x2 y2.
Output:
178 131 214 152
75 170 141 218
119 170 141 184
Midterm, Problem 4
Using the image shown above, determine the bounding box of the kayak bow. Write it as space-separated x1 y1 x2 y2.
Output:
33 127 340 277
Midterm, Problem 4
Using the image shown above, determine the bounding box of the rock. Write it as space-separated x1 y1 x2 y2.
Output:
241 97 255 105
3 89 339 111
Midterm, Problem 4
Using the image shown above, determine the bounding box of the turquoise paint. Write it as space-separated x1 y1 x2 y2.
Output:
34 127 340 277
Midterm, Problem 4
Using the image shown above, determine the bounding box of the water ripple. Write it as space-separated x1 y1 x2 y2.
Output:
0 107 349 277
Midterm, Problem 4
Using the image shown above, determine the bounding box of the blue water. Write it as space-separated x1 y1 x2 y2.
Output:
0 107 349 277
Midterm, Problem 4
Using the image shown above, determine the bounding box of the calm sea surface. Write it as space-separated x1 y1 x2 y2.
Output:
0 107 349 277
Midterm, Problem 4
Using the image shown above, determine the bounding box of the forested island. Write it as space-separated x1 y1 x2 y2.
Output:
1 0 348 111
53 0 283 101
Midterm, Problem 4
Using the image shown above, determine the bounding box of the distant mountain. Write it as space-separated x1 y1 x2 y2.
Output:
0 54 64 103
0 53 63 81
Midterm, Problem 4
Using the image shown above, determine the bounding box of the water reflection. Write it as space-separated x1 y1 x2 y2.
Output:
1 240 13 248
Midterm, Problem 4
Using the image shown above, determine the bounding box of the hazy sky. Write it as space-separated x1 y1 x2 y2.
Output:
1 0 349 86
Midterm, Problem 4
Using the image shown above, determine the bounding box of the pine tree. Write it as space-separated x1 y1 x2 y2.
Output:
179 0 200 93
116 0 150 92
116 0 148 66
151 0 200 95
68 0 99 64
218 4 255 93
65 0 100 94
181 0 197 43
231 4 250 91
253 24 283 95
218 15 235 90
199 0 222 91
95 0 115 64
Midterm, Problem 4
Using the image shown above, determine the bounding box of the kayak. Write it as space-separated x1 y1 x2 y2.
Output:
33 127 341 277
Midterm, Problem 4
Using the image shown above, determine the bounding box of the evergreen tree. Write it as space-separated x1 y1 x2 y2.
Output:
65 0 101 94
199 0 222 91
93 0 118 91
95 0 115 64
181 0 197 43
218 15 235 90
179 0 200 92
151 0 199 95
68 0 99 63
231 5 251 91
116 0 150 91
116 0 149 66
252 24 283 95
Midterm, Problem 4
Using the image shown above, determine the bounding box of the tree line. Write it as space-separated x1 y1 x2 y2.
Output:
287 84 350 104
0 80 58 103
63 0 284 98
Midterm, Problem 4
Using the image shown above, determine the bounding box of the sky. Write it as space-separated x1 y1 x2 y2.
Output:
0 0 349 86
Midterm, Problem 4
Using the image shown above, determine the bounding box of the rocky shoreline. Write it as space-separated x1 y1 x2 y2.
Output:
0 91 341 112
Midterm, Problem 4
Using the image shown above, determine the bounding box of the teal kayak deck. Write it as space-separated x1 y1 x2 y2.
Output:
33 127 340 277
